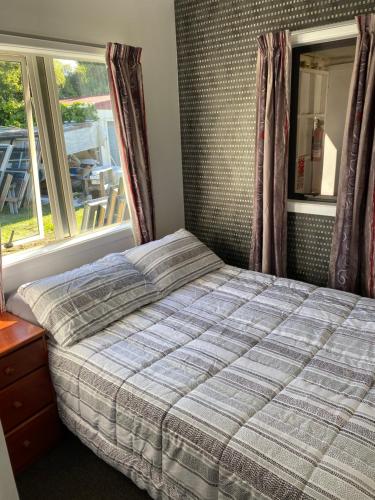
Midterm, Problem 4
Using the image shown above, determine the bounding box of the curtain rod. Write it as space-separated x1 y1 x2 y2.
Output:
0 29 106 49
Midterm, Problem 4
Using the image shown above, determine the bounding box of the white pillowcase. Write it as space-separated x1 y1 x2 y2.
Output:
125 229 223 295
6 293 40 325
18 253 160 347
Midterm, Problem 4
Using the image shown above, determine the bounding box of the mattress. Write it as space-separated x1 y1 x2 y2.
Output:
48 265 375 500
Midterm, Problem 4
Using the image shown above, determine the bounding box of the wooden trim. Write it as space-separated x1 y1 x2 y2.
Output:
5 403 56 437
0 32 105 61
287 200 337 217
0 313 45 358
291 20 357 47
0 366 54 433
5 403 61 475
0 312 61 474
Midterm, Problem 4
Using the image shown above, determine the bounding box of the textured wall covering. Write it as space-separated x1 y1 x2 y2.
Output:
287 213 335 286
175 0 375 285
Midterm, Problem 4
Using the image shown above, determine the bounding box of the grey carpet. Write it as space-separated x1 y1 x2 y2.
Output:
16 429 151 500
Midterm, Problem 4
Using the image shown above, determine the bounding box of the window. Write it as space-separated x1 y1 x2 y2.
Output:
0 48 129 256
0 57 50 250
289 38 356 202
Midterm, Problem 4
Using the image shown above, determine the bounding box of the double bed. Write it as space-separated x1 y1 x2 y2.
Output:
14 230 375 499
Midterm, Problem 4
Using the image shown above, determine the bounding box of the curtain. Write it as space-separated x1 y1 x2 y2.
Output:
250 31 291 277
328 14 375 297
106 43 155 245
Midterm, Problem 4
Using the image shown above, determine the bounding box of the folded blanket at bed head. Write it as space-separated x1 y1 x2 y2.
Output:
17 229 224 347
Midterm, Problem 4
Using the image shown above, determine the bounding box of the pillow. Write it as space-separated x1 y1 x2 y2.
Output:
18 253 160 347
6 293 40 326
125 229 223 294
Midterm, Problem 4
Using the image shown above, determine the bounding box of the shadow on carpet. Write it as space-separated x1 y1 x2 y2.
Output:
16 429 151 500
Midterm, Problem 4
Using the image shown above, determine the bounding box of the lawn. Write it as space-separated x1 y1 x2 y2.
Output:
1 204 84 253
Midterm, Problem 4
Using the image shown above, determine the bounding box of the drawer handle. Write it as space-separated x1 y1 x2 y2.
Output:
23 440 31 448
13 400 23 409
4 366 16 376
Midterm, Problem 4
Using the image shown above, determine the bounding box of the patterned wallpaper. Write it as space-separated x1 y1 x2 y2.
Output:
287 213 335 286
174 0 374 286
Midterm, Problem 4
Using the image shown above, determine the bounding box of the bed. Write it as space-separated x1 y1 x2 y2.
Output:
16 231 375 499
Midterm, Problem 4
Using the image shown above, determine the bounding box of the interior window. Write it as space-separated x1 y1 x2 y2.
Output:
289 39 356 202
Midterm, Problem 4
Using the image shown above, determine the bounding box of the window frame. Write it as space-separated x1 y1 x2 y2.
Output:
0 35 131 259
288 20 357 216
0 52 45 246
288 37 356 204
26 55 65 240
43 55 79 236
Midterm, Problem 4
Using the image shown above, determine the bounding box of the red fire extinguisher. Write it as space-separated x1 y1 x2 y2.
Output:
311 117 323 162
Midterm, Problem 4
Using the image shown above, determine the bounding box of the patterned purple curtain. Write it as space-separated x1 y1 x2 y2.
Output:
106 43 155 245
250 31 291 277
328 14 375 297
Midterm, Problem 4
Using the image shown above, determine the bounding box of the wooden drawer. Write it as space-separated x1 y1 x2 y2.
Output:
6 404 61 474
0 366 54 433
0 338 46 389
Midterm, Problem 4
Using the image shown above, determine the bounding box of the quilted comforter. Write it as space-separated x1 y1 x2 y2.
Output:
48 265 375 499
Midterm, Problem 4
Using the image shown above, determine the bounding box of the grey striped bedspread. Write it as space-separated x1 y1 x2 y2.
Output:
48 265 375 499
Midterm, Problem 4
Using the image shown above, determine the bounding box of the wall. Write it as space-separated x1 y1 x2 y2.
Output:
0 0 184 293
0 422 19 500
175 0 374 285
323 62 353 195
3 225 134 294
0 0 184 240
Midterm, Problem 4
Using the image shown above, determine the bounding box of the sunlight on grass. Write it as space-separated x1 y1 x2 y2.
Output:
1 205 84 254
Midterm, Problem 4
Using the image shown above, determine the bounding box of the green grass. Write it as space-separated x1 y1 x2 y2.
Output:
1 204 84 253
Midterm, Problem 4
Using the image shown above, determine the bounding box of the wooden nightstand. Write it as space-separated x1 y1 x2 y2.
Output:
0 312 61 474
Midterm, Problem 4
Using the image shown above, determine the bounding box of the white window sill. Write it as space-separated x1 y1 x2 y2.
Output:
287 199 337 217
3 223 135 294
3 222 133 267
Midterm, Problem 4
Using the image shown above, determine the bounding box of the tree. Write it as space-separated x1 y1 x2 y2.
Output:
55 60 109 99
0 61 27 128
0 59 107 131
60 102 98 123
53 60 66 88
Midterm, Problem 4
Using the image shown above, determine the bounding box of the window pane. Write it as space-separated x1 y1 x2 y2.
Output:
53 59 128 234
0 59 55 254
292 42 355 200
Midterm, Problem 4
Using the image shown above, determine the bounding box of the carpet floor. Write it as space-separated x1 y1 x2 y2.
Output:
16 429 151 500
